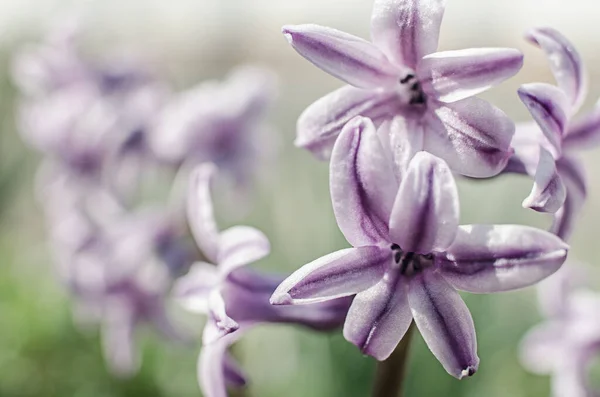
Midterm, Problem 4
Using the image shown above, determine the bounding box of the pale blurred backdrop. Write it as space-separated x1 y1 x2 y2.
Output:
0 1 599 396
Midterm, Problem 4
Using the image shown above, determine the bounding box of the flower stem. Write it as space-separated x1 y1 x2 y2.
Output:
371 322 415 397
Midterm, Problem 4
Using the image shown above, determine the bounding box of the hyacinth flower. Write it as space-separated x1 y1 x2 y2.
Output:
505 28 600 239
520 264 600 397
271 116 568 378
283 0 523 177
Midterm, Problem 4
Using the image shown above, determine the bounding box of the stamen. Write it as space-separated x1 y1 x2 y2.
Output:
399 74 415 84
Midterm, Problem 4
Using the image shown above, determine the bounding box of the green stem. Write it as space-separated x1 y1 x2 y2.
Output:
371 322 415 397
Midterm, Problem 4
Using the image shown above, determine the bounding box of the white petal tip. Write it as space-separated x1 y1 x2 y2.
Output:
270 292 293 305
281 26 294 43
458 366 477 379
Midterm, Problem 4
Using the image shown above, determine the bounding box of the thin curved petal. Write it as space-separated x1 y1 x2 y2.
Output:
270 246 390 305
408 270 479 379
204 290 240 345
522 146 566 213
187 163 220 263
551 156 587 240
343 271 412 360
525 27 587 112
218 226 271 275
518 83 570 156
295 86 401 160
503 122 545 176
371 0 446 68
563 105 600 151
389 152 459 254
330 117 397 246
282 24 399 89
424 97 514 178
199 330 246 397
419 48 523 103
440 224 568 293
173 262 220 314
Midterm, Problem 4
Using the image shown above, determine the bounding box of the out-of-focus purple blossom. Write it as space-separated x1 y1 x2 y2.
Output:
520 263 600 397
282 0 523 178
271 117 568 379
174 163 350 397
504 28 600 240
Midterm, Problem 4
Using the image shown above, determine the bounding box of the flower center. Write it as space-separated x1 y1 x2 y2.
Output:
390 243 433 276
398 73 427 107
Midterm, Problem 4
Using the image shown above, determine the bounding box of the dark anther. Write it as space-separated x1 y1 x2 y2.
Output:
423 253 434 260
390 243 400 251
394 251 403 264
399 252 414 274
410 82 420 91
409 93 427 105
399 74 415 84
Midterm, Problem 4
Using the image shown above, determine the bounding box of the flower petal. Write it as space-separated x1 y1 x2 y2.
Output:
503 122 545 176
270 246 390 305
295 86 401 160
199 329 246 397
551 156 587 240
522 146 566 213
563 104 600 151
389 152 459 254
173 262 220 314
343 270 412 360
371 0 446 69
101 298 139 378
378 115 425 181
525 27 587 112
330 117 397 246
217 226 271 275
423 97 514 178
187 163 220 263
418 48 523 103
203 290 240 345
519 322 563 375
282 24 399 89
408 270 479 379
518 83 570 156
440 224 568 293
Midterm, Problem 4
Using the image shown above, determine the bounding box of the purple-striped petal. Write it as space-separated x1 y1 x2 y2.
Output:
270 246 390 305
343 270 412 360
423 97 514 177
295 86 401 160
418 48 523 103
187 163 220 263
173 262 220 314
389 152 459 254
378 115 425 181
371 0 446 69
518 83 570 156
408 270 479 379
563 104 600 151
440 224 568 293
217 226 270 275
551 156 587 240
199 329 246 397
525 27 587 112
282 24 399 89
330 117 397 246
522 146 566 213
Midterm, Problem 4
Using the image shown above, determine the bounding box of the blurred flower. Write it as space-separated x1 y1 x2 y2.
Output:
271 117 568 379
504 28 600 240
283 0 522 177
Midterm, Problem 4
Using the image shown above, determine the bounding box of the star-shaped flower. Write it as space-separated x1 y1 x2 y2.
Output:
271 116 568 378
284 0 523 177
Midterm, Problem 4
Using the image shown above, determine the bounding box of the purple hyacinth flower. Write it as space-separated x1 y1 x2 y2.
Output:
283 0 523 177
504 28 600 240
271 117 568 379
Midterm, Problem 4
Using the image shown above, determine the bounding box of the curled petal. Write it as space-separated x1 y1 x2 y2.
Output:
551 156 587 240
526 27 587 112
343 271 412 360
204 290 240 345
282 24 399 89
199 330 246 397
424 97 514 178
408 270 479 379
390 152 459 254
270 247 390 305
522 146 566 213
295 86 401 160
440 224 568 293
187 163 220 263
173 262 220 314
371 0 446 68
503 122 545 176
419 48 523 103
330 117 397 246
218 226 271 275
563 105 600 151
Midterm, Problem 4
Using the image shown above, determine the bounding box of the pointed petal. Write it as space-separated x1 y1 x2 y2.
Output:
526 27 587 112
371 0 446 68
217 226 270 275
408 270 479 379
343 271 412 360
187 163 220 263
173 262 220 314
389 152 459 254
563 105 600 151
518 83 570 156
522 146 566 213
270 246 390 305
378 115 425 181
440 224 568 293
418 48 523 103
203 290 240 345
424 97 514 177
330 117 397 246
282 24 399 89
551 156 587 240
199 330 246 397
295 86 401 160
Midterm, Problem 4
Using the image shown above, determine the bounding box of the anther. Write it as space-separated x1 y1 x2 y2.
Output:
399 74 415 84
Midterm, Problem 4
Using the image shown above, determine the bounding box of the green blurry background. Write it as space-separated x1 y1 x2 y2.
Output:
1 0 600 396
